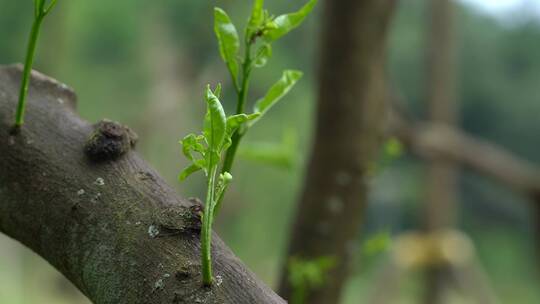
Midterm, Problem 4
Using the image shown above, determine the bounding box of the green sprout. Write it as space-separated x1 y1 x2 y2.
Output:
179 85 259 285
179 0 317 286
216 0 317 175
14 0 58 129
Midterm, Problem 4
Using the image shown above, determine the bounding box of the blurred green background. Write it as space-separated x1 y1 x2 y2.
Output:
1 0 540 303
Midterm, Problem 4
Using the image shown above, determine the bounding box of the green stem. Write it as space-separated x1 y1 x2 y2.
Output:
213 131 241 218
220 131 243 176
235 49 252 115
202 40 254 286
221 43 253 174
228 68 240 94
214 43 253 219
14 15 45 128
201 166 217 286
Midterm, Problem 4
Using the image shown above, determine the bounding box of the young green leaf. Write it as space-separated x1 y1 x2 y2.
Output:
247 0 265 39
253 44 272 68
214 8 240 83
263 0 317 42
252 70 303 124
179 133 207 181
203 85 227 160
221 113 260 151
226 113 260 134
180 133 205 162
179 163 203 181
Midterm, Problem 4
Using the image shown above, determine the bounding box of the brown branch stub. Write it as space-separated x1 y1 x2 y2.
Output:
85 119 138 162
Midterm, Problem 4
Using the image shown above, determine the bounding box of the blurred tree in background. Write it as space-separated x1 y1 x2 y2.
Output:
1 0 540 303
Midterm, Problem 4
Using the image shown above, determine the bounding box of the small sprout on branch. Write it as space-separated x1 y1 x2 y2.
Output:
178 0 317 286
179 85 258 286
13 0 59 130
217 0 315 176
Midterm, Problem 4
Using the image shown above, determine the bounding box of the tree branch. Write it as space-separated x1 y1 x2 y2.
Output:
0 65 284 304
388 105 540 199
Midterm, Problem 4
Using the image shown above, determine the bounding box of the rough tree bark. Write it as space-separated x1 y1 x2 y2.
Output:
278 0 396 303
0 65 284 304
423 0 458 303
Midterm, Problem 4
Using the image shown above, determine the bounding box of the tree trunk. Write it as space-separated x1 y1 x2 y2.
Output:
0 65 284 304
423 0 458 303
424 0 458 231
278 1 396 303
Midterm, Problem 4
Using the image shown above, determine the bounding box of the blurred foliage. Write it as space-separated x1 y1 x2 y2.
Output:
288 256 336 304
239 128 298 169
374 137 405 174
363 230 393 257
1 0 540 303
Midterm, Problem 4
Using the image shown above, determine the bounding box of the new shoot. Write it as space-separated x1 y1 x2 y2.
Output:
179 0 317 286
14 0 58 130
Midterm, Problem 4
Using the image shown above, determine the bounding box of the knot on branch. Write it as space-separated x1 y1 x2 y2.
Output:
151 198 204 238
85 119 138 162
